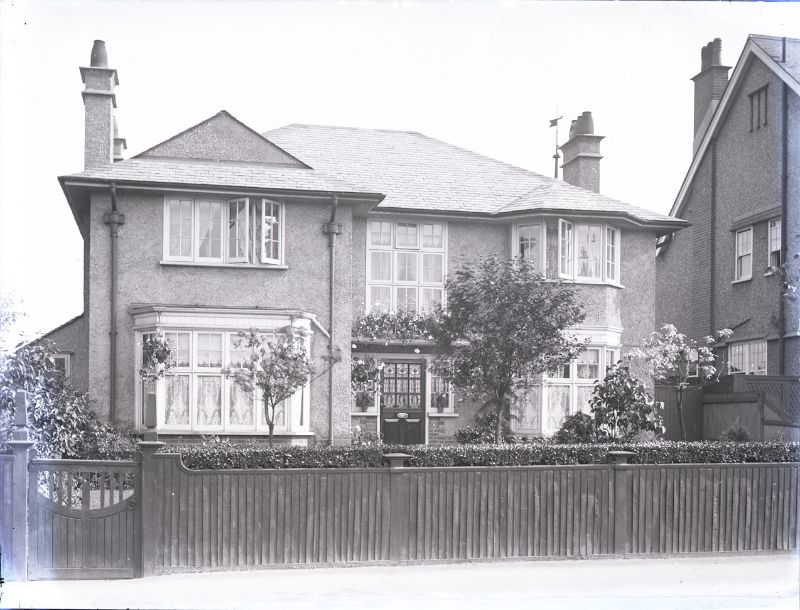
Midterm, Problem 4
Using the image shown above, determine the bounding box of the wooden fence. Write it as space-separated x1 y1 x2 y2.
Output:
2 444 799 580
142 453 799 574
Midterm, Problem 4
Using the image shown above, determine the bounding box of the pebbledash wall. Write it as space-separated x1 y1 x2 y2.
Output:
350 214 658 441
82 188 357 445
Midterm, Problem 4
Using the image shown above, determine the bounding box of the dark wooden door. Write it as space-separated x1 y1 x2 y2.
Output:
380 360 425 444
27 459 141 579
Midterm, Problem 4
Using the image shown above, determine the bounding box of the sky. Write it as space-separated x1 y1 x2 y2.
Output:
0 0 798 346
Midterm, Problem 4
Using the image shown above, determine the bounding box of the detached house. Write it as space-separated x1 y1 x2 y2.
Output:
47 40 685 445
657 36 800 438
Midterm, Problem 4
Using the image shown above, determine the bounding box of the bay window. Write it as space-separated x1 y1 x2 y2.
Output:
135 311 313 435
512 222 545 273
511 335 621 437
558 219 620 284
366 219 446 313
164 196 283 266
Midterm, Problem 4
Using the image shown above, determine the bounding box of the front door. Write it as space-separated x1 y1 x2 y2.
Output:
380 360 425 444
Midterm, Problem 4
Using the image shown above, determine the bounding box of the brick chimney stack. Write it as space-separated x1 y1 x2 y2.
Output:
560 111 604 193
692 38 730 149
80 40 120 169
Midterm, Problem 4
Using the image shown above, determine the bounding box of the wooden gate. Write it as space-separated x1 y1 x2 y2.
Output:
27 459 141 579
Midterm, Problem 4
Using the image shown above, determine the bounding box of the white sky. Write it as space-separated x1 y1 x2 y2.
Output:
0 0 798 345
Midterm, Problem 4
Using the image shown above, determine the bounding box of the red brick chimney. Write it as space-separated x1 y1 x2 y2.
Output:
692 38 730 149
80 40 120 168
560 111 604 193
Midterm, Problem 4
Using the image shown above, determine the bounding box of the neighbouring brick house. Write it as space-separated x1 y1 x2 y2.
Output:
44 40 685 445
657 35 800 438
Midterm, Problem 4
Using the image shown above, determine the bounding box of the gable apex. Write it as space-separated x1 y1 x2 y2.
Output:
136 110 310 167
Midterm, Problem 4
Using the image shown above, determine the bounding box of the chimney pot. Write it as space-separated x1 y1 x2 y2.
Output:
90 40 108 68
710 38 722 66
574 111 595 136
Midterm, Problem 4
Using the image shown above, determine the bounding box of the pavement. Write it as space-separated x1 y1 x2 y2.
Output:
1 553 798 610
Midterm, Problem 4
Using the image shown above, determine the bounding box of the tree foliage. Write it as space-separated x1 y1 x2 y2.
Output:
632 324 732 440
0 341 135 458
225 327 313 446
434 256 585 442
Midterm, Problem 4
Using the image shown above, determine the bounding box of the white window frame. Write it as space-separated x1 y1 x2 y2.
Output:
135 314 312 435
729 340 767 375
53 353 72 381
512 222 547 274
734 227 753 282
366 218 447 314
768 218 782 270
163 196 284 266
558 219 620 284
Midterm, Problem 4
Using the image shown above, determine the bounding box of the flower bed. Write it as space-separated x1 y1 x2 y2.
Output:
168 440 800 470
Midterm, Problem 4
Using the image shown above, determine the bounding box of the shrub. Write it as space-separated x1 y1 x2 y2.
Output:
169 439 800 469
590 365 664 441
0 341 134 459
553 412 598 444
454 409 503 444
720 424 751 442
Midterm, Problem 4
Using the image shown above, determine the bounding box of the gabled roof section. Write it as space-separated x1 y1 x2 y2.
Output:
265 124 684 230
137 110 310 167
671 35 800 218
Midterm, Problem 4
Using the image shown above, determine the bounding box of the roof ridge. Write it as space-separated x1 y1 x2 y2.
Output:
267 123 424 136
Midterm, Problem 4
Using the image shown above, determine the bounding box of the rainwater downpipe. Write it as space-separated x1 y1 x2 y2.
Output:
779 79 788 374
324 196 342 445
103 182 125 425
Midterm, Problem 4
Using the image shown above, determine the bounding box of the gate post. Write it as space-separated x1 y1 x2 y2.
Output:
138 440 164 577
385 453 411 562
3 390 35 581
610 451 635 556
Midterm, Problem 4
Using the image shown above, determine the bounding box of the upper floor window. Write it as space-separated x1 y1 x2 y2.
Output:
734 227 752 281
164 197 283 266
749 85 768 131
512 223 545 273
367 219 446 314
558 220 620 284
768 218 782 269
729 340 767 375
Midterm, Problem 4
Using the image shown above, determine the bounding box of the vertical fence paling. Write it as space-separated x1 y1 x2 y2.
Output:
0 455 14 574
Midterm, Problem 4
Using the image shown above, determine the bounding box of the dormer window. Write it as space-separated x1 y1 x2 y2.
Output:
163 196 283 266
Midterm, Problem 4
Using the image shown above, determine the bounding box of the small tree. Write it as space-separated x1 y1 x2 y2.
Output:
225 327 313 446
590 364 663 441
434 256 585 442
633 324 732 441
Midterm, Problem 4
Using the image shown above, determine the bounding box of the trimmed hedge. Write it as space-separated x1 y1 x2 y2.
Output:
170 440 800 470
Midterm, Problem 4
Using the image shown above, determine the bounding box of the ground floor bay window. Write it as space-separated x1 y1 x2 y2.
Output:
133 306 317 436
512 327 622 436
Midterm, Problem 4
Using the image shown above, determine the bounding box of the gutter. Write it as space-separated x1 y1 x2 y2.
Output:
323 196 342 445
102 182 125 425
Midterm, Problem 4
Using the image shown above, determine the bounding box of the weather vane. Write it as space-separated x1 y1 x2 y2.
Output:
549 112 563 179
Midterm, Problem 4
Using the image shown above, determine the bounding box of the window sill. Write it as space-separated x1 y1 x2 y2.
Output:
160 260 288 270
554 278 625 289
731 277 752 284
351 411 378 417
428 412 459 418
145 429 314 436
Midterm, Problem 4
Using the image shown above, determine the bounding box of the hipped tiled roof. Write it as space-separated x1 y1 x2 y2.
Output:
266 124 683 226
